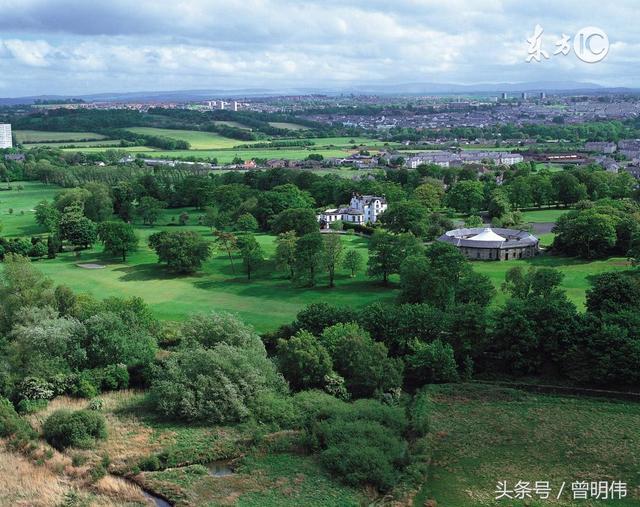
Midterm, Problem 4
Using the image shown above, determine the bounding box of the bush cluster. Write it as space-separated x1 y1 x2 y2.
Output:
43 409 107 450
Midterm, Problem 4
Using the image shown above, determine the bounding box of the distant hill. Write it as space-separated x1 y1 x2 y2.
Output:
1 82 637 105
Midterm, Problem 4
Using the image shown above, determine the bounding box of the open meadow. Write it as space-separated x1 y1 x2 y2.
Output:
126 127 253 150
14 130 108 143
416 383 640 506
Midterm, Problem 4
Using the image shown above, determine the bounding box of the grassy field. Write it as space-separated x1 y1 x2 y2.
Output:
521 207 570 223
268 122 309 131
473 255 630 309
15 130 107 143
1 183 630 328
35 228 392 332
48 129 391 162
126 127 250 149
25 139 125 149
0 181 59 237
417 384 640 506
140 148 355 163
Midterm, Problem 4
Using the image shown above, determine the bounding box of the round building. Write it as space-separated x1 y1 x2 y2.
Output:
437 227 539 261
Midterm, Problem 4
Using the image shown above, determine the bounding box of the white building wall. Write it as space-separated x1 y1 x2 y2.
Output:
0 124 12 149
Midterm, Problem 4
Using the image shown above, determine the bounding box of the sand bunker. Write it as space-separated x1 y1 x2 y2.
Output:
76 263 106 269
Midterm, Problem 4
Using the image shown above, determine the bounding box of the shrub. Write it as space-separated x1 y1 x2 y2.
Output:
89 464 107 482
180 312 264 351
88 399 103 411
43 409 107 450
16 377 55 401
406 339 460 387
408 388 432 436
0 397 37 443
276 331 333 391
248 391 300 429
100 364 129 391
291 390 346 429
72 372 99 399
296 394 409 491
316 419 407 491
139 455 161 472
17 399 48 414
149 345 287 424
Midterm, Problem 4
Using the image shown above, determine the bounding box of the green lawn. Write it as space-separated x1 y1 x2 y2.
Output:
417 384 640 506
474 255 631 310
35 224 392 332
521 208 571 223
14 130 107 143
0 181 58 236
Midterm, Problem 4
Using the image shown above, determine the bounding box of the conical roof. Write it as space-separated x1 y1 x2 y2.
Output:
468 228 506 242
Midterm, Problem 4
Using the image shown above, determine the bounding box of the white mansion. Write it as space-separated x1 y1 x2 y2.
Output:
319 194 388 228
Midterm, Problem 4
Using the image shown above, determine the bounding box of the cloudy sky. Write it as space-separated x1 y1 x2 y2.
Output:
0 0 638 96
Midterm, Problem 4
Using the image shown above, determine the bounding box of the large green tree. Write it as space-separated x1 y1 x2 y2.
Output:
237 233 264 280
277 331 333 391
58 206 97 249
148 231 211 274
323 233 343 288
378 201 429 236
294 232 324 287
97 221 138 261
367 230 422 285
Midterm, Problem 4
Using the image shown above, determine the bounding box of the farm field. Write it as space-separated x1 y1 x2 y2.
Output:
14 130 107 143
268 121 309 130
416 383 640 506
126 127 250 149
139 147 356 163
26 139 124 148
48 129 393 162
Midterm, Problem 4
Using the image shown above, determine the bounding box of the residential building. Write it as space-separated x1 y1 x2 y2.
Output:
319 194 387 228
623 164 640 179
349 194 387 223
0 124 12 149
406 150 523 168
584 141 616 154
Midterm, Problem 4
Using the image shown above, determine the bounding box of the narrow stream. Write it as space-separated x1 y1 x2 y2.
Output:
109 473 172 507
207 459 234 477
109 460 235 506
142 491 172 507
